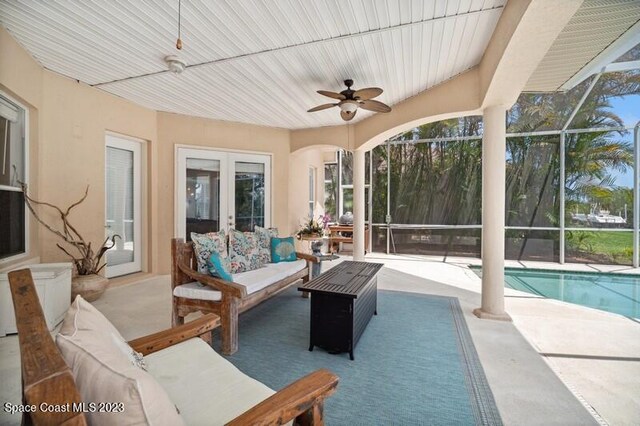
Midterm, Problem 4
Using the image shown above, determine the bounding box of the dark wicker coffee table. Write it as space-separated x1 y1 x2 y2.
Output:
298 261 383 360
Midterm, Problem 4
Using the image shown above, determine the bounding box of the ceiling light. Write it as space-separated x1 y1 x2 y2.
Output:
165 55 186 74
339 101 358 114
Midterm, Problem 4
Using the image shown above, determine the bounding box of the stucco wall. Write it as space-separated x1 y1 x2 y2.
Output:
38 72 158 272
288 147 328 232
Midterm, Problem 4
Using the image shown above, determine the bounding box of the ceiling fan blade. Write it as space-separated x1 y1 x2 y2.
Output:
307 103 338 112
317 90 346 100
359 99 391 113
353 87 383 100
340 110 357 121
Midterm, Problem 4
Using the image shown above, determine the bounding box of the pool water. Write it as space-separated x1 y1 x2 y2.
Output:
472 267 640 318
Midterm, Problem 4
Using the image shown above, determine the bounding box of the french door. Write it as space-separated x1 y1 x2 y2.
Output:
105 134 142 278
176 148 271 240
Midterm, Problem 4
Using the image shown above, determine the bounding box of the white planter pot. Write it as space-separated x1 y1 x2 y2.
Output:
0 263 72 337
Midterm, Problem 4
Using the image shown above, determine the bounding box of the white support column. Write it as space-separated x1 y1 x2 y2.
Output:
353 149 366 261
474 105 511 321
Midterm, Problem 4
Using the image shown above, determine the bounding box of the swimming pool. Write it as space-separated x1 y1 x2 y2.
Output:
471 267 640 318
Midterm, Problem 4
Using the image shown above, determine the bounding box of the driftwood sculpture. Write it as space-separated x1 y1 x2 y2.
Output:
20 182 118 275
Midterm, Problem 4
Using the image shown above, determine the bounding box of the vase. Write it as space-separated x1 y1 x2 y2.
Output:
71 274 108 302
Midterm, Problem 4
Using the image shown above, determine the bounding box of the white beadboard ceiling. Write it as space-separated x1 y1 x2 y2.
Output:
525 0 640 92
0 0 506 129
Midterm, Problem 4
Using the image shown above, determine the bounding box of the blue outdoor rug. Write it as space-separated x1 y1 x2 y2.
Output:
214 287 502 425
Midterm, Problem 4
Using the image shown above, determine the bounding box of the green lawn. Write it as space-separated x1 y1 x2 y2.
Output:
566 230 633 264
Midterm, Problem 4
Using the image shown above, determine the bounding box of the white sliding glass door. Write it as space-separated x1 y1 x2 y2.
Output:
177 148 271 240
105 134 142 278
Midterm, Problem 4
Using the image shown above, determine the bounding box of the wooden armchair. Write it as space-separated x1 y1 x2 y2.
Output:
8 269 338 425
172 238 319 355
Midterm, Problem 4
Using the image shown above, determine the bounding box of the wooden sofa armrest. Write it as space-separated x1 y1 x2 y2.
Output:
296 252 320 263
128 314 220 355
178 261 247 298
226 369 339 426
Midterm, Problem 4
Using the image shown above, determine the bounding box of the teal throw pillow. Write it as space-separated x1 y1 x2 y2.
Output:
207 252 233 282
271 237 297 263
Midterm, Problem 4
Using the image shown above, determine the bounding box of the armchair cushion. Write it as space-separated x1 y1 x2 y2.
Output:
191 230 228 274
145 338 275 425
228 229 263 273
56 297 185 426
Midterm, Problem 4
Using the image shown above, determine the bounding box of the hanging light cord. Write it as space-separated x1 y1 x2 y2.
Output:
176 0 183 50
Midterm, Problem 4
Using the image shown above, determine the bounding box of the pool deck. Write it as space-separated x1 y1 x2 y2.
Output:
1 254 638 424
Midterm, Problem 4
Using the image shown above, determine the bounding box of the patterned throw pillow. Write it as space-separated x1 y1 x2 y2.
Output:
228 229 263 273
271 237 297 263
207 252 233 281
191 231 228 274
255 225 278 264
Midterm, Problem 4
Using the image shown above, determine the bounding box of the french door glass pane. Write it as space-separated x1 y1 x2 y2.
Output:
106 147 134 266
235 162 264 231
186 158 221 239
343 188 353 214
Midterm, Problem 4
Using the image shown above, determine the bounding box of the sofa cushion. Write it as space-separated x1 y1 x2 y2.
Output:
228 229 263 273
173 259 307 302
191 230 228 274
56 297 185 426
173 282 222 302
233 259 307 294
145 338 274 425
255 225 278 264
271 236 297 262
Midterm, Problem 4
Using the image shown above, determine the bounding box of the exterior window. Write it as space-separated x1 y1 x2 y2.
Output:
308 167 315 217
0 94 27 260
324 163 337 220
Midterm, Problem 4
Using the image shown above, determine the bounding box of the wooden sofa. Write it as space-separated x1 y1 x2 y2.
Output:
172 238 319 355
8 268 338 425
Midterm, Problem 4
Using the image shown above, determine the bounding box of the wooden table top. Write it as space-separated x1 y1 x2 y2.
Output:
298 261 383 298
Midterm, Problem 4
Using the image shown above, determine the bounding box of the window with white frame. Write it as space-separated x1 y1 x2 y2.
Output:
0 93 27 260
308 167 316 218
324 162 338 220
338 150 370 219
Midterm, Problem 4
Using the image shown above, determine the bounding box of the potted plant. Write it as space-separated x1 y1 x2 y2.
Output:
20 183 118 302
295 216 327 240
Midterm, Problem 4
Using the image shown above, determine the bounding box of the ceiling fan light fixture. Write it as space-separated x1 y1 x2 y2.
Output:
339 101 358 114
165 55 186 73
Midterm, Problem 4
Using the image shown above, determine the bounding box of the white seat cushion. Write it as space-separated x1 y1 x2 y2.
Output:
173 259 307 301
173 281 222 301
145 338 274 425
232 259 307 294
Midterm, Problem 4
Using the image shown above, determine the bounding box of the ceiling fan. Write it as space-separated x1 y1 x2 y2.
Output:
307 79 392 121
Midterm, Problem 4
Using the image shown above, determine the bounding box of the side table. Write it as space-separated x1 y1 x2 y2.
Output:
299 235 339 278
